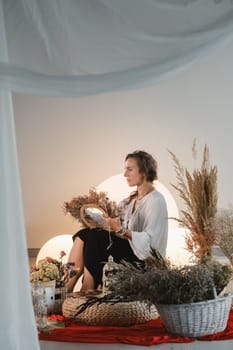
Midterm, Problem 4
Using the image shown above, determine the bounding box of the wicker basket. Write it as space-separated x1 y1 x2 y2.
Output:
155 295 232 338
62 293 158 326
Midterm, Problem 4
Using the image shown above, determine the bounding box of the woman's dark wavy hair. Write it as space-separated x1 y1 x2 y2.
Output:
125 150 158 182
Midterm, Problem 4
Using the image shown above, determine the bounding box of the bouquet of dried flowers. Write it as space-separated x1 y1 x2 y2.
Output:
63 188 118 225
168 141 218 263
30 251 77 287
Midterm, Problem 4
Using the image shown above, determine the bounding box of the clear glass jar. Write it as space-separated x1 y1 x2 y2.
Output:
102 255 120 293
31 280 47 329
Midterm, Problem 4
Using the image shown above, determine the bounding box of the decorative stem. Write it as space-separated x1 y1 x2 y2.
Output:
212 285 217 299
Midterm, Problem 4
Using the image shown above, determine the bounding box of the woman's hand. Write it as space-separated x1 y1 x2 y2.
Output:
103 214 131 240
103 215 121 232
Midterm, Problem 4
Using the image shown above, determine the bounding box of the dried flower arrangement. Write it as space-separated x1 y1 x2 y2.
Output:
63 188 118 228
30 251 77 287
168 141 218 263
216 207 233 263
105 249 232 305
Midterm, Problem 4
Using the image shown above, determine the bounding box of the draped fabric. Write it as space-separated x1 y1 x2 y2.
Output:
1 0 233 96
1 1 233 349
0 3 40 349
39 311 233 346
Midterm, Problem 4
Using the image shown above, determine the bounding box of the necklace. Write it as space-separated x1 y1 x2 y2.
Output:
137 187 154 201
133 189 152 213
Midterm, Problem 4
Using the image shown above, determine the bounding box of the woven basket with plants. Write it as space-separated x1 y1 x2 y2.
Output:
62 290 158 326
63 255 158 326
74 142 233 337
107 250 232 337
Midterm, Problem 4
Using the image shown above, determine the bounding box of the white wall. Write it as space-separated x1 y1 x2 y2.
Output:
13 40 233 248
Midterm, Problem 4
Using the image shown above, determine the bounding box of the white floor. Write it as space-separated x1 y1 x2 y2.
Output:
40 339 233 350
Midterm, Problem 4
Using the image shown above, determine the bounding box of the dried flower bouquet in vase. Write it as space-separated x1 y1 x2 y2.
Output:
30 251 77 314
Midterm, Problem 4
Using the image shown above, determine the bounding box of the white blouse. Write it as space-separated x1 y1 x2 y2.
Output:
121 190 168 260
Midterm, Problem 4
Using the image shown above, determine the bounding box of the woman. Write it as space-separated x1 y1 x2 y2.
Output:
66 150 168 292
107 150 168 260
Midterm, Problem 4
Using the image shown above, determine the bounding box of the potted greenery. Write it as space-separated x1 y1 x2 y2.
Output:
105 249 232 337
104 143 233 337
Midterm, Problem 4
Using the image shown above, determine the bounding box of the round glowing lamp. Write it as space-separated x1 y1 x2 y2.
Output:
36 234 83 291
36 234 73 265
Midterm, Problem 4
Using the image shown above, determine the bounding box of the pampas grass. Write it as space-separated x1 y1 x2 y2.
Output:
168 142 218 263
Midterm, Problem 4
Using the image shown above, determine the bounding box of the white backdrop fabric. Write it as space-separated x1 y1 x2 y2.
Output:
1 1 233 349
1 0 233 96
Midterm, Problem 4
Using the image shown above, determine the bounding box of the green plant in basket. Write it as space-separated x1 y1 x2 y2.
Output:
106 249 233 305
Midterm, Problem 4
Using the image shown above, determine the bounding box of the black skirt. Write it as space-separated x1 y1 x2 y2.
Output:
72 228 143 289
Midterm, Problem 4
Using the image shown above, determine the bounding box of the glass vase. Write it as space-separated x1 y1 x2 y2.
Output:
42 280 56 315
31 280 47 329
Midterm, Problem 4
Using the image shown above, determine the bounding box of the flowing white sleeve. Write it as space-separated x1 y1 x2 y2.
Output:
128 192 168 260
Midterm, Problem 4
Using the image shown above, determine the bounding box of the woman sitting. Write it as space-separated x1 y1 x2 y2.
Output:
64 150 168 292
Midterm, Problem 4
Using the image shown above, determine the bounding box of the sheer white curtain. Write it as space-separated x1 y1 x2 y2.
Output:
1 1 233 349
0 91 40 350
0 2 39 349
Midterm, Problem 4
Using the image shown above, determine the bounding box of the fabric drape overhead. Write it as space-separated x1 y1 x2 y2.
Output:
1 0 233 96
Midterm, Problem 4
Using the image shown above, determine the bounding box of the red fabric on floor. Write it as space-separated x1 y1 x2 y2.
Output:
39 310 233 346
200 309 233 341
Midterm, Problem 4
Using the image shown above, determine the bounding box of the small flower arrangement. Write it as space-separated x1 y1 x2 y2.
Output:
30 251 77 286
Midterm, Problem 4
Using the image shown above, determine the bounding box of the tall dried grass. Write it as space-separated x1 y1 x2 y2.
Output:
168 143 218 263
